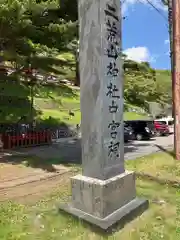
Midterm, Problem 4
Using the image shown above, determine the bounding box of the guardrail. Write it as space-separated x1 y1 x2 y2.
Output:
0 123 80 147
51 127 79 142
2 131 51 149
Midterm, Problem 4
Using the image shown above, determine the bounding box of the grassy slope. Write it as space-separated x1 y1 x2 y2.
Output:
155 70 171 83
3 52 172 124
0 80 148 124
0 151 179 239
124 112 149 120
38 95 149 124
56 52 76 80
155 69 171 100
34 62 170 123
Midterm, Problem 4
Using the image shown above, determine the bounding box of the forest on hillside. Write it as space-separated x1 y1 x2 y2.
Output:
0 0 172 121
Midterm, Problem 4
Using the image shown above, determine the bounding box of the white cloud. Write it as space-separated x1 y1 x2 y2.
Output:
164 39 170 45
123 46 155 63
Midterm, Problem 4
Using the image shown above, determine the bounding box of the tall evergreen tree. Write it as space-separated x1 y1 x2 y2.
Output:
0 0 77 77
0 0 77 121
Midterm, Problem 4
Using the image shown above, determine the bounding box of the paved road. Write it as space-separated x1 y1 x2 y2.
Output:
10 134 173 164
124 134 173 160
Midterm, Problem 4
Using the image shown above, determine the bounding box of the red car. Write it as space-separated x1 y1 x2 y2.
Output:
154 121 170 136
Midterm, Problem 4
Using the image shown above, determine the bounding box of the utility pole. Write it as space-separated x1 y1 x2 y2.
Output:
168 0 173 114
172 0 180 159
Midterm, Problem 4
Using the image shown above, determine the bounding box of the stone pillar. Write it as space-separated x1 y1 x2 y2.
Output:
60 0 148 229
79 0 124 181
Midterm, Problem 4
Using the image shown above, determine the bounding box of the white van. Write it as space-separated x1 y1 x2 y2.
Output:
155 117 174 133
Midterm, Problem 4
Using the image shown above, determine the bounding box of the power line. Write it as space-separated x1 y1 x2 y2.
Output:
146 0 168 21
137 0 169 28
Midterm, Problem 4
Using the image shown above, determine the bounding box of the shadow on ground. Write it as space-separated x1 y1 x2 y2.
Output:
155 144 174 157
0 139 154 172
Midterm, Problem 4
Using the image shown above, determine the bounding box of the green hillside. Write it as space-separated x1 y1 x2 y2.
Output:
0 0 172 125
155 69 172 100
0 80 148 124
0 52 171 125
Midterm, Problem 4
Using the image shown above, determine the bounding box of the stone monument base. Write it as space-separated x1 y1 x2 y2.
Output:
59 171 148 229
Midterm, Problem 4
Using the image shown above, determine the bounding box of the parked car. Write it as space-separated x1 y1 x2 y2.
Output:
154 121 170 136
124 125 133 143
154 117 174 133
124 120 155 141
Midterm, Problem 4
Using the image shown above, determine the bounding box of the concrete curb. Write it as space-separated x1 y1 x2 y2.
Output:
52 136 81 143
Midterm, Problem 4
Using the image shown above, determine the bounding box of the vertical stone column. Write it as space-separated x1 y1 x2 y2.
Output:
60 0 148 229
79 0 124 181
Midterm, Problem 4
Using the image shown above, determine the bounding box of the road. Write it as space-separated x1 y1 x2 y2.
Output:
124 134 173 160
11 134 173 164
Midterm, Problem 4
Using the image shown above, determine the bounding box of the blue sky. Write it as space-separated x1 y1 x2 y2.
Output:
122 0 170 69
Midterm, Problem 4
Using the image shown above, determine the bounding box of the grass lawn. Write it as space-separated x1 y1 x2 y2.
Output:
40 109 148 125
38 96 149 125
41 109 81 125
124 112 150 120
0 151 179 239
126 151 180 182
35 90 148 124
0 65 149 124
0 59 149 124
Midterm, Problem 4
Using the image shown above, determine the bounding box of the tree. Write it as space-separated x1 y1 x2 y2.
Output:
58 0 78 21
0 0 77 64
67 39 79 85
0 0 77 121
123 59 171 110
148 102 163 118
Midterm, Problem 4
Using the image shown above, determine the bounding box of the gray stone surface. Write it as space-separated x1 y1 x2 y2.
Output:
60 198 149 230
79 0 124 180
59 0 149 229
71 171 136 218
